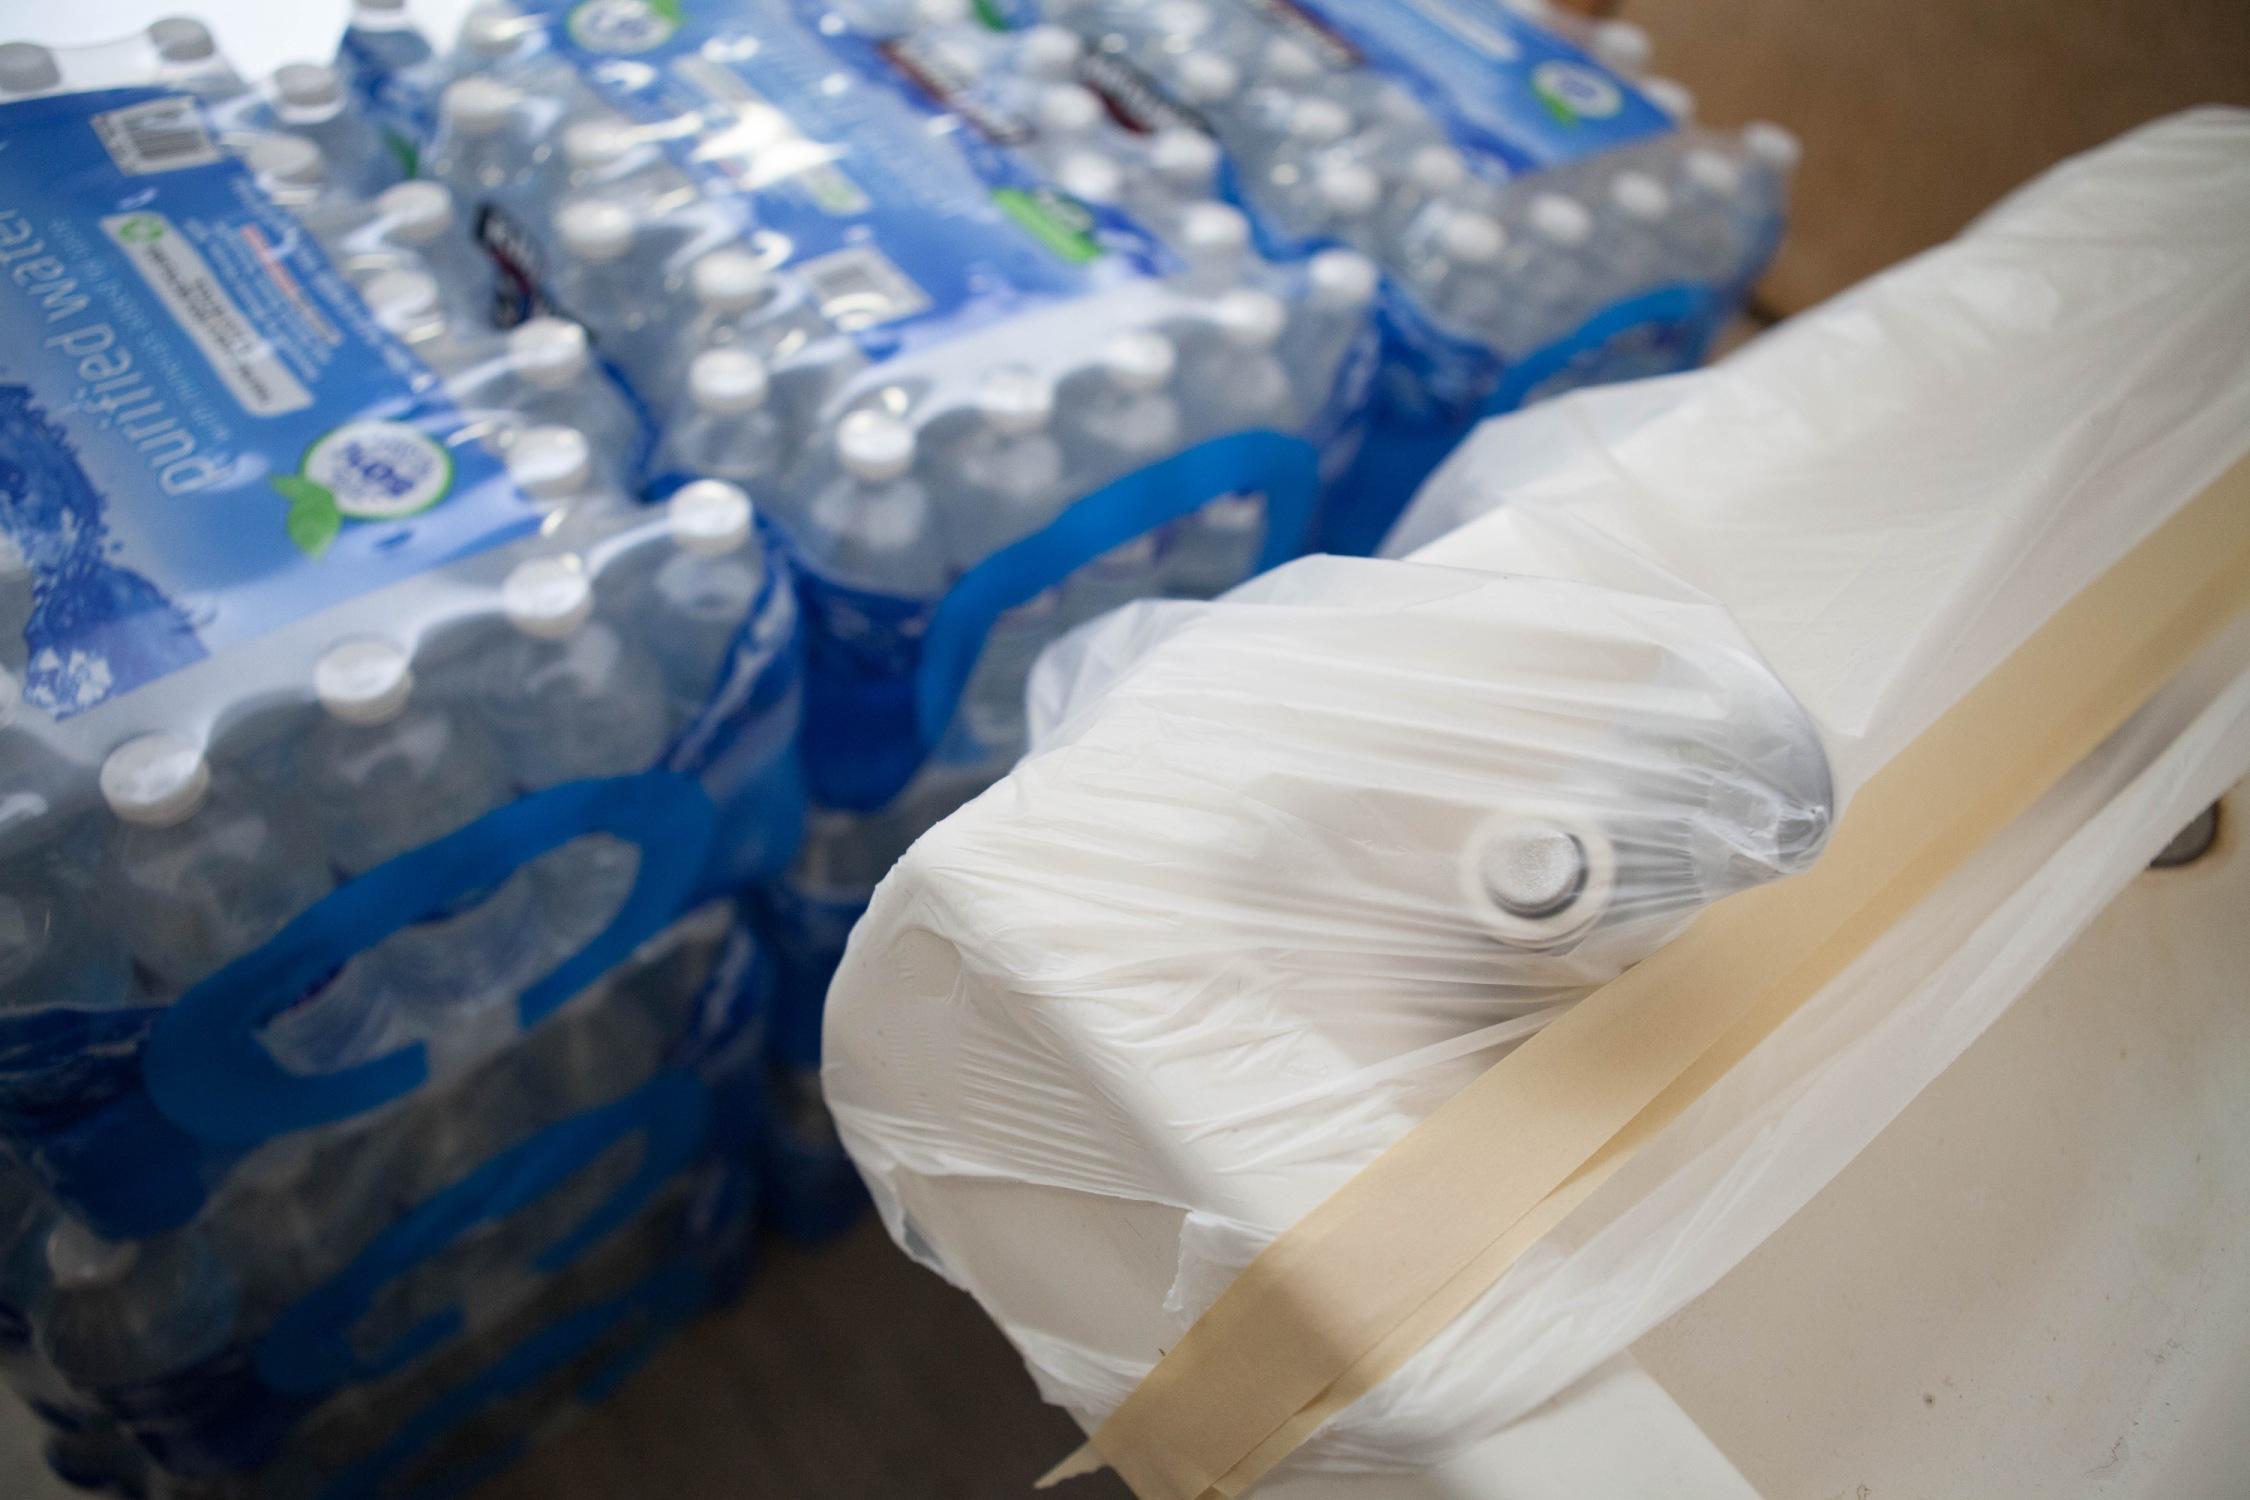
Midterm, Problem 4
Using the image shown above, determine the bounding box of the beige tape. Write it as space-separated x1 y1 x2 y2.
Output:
1046 452 2250 1500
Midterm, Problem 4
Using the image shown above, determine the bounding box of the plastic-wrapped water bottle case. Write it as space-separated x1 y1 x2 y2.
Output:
0 0 1790 1493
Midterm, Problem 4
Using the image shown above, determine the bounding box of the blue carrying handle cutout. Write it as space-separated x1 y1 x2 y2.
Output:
915 428 1320 748
1484 281 1722 415
144 773 715 1148
316 1262 710 1500
256 1069 708 1397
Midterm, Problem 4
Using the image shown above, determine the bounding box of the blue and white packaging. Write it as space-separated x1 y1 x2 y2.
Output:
0 69 805 1498
361 0 1376 817
1017 0 1797 551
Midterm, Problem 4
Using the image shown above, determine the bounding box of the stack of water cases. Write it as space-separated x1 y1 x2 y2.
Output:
0 27 804 1499
1009 0 1799 551
341 0 1383 1097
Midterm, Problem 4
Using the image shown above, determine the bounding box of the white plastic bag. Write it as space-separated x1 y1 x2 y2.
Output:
823 108 2250 1474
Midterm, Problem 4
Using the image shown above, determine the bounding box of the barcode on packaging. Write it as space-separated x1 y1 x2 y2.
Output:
92 96 223 176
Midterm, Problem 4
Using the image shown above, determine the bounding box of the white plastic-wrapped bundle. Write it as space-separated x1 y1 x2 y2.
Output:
823 107 2250 1480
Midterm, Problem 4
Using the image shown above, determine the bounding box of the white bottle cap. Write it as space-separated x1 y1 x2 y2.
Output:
1149 129 1221 192
507 317 592 390
246 134 326 188
273 62 345 117
461 3 526 59
1056 151 1123 206
1017 25 1082 80
915 0 970 22
46 1221 140 1290
1500 0 1556 21
1642 77 1694 122
101 733 211 829
1436 210 1505 266
690 249 772 314
1178 201 1250 261
1037 84 1104 138
376 180 456 245
442 77 520 136
1478 819 1588 917
1590 19 1652 73
1214 289 1287 351
1316 161 1381 218
363 268 442 334
1743 121 1803 173
1307 248 1379 310
1607 170 1670 222
689 348 772 414
976 366 1055 436
1102 330 1175 393
314 639 415 726
1408 144 1468 195
1288 98 1352 147
556 198 635 263
355 0 409 13
836 409 916 483
0 44 62 97
1685 148 1746 198
1262 37 1322 85
502 557 593 639
507 425 594 500
1529 193 1593 247
562 119 639 171
148 17 219 63
1173 53 1239 107
669 480 756 557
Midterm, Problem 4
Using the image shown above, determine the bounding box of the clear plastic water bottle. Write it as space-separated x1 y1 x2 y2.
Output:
510 985 672 1122
802 411 952 600
1663 146 1760 284
271 63 394 198
483 558 672 791
0 43 63 101
958 587 1061 756
671 249 832 412
367 180 497 328
1266 96 1359 206
427 77 532 202
147 17 246 102
1298 158 1383 242
1032 83 1108 156
36 1220 239 1409
1489 192 1595 354
481 317 643 484
1590 168 1673 299
297 636 514 869
243 134 340 222
551 197 667 383
205 1139 389 1326
1177 287 1293 440
1011 24 1083 85
1058 329 1181 491
1376 142 1471 256
1283 248 1379 417
1405 205 1507 335
1589 18 1653 75
1165 491 1265 600
550 116 684 213
934 367 1068 569
1740 121 1803 211
657 349 787 491
1176 201 1253 295
451 1 553 88
1162 52 1241 115
363 266 494 378
636 481 772 720
1140 128 1222 212
1054 149 1126 209
344 0 437 76
98 734 332 990
504 423 636 553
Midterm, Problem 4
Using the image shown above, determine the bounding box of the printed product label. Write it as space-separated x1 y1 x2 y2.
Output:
0 89 537 719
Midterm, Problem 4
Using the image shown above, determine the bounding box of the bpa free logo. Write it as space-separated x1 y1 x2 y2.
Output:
567 0 683 54
275 421 455 556
1530 61 1623 125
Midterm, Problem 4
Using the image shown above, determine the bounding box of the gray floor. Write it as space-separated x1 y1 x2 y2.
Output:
0 1220 1127 1500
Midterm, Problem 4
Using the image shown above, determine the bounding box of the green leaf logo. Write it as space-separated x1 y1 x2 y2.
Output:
274 475 342 557
113 214 166 245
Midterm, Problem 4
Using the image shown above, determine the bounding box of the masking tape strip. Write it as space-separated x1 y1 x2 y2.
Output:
1050 452 2250 1500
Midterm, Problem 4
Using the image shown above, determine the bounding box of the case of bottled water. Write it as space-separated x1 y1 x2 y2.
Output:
0 29 803 1496
1006 0 1800 552
344 0 1380 819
